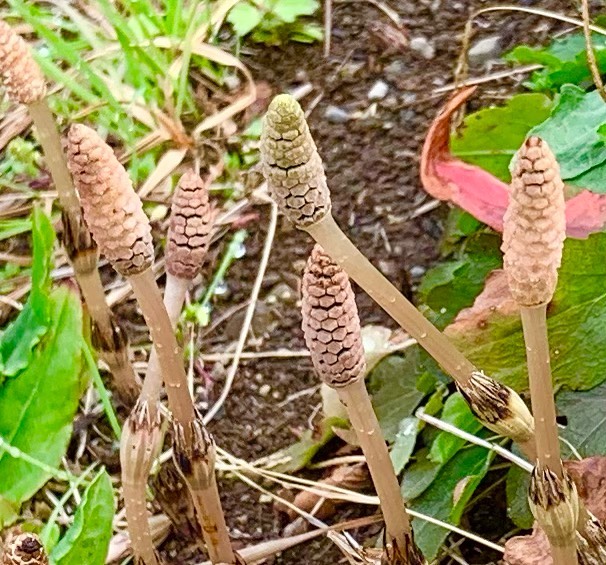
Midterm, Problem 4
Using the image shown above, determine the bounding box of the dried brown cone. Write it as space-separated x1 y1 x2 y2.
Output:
260 94 331 227
301 244 365 388
66 124 153 276
0 20 46 105
1 532 48 565
166 169 213 280
502 136 566 306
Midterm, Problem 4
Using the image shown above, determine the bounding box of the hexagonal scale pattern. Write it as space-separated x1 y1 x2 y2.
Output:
502 137 566 306
302 244 365 388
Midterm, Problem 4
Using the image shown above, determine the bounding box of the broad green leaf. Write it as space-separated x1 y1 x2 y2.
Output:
529 86 606 191
448 232 606 392
506 33 606 92
51 470 114 565
289 22 323 43
401 449 441 501
409 446 494 560
451 93 552 181
271 0 319 23
0 208 55 378
227 2 263 36
272 417 347 473
390 417 420 474
506 463 533 529
429 394 483 465
419 232 502 329
556 380 606 457
369 351 432 442
0 218 32 241
0 287 83 505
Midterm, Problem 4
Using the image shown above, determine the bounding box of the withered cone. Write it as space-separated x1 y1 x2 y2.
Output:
502 136 566 306
166 169 213 280
0 20 46 105
2 532 48 565
66 124 153 276
301 244 365 387
260 94 330 227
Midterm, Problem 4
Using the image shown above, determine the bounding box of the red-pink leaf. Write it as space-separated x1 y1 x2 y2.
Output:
420 87 606 239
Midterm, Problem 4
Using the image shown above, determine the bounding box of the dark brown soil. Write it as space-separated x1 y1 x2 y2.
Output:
159 1 570 563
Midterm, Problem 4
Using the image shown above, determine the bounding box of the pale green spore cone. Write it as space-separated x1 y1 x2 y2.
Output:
261 94 331 227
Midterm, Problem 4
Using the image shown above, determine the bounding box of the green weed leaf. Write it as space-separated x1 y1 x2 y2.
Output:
369 352 431 442
0 208 55 378
447 232 606 392
429 394 483 465
390 417 420 474
529 85 606 191
410 446 493 559
271 0 319 23
0 287 82 507
506 463 533 529
227 2 263 36
451 93 552 181
556 380 606 457
506 33 606 92
401 449 441 501
51 470 114 565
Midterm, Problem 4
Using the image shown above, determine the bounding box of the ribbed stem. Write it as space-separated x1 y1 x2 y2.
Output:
78 269 139 402
139 274 189 414
522 305 578 565
190 475 236 564
520 305 562 476
122 480 160 565
129 269 195 429
337 379 412 554
306 214 477 386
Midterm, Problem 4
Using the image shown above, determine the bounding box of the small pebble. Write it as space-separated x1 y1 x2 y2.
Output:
368 79 389 100
410 36 435 59
410 265 426 278
324 105 350 124
384 60 406 82
468 35 502 65
224 74 241 91
259 383 271 397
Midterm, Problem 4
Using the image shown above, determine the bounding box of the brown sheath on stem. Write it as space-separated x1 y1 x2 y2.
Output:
0 20 138 403
261 94 535 461
120 400 162 565
302 244 425 564
67 126 234 563
1 532 48 565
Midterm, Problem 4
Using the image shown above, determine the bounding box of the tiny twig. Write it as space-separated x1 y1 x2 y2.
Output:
581 0 606 102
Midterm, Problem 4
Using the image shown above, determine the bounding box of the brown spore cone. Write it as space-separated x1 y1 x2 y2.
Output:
2 532 48 565
301 244 365 387
502 136 565 306
260 94 331 227
166 169 213 280
66 124 153 276
0 20 46 105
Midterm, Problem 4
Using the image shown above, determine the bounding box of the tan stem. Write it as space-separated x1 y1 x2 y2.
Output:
28 100 81 219
337 379 411 550
307 214 476 385
190 475 236 564
122 479 160 565
79 269 140 401
139 274 189 411
551 545 578 565
28 99 139 402
129 269 195 428
520 305 562 476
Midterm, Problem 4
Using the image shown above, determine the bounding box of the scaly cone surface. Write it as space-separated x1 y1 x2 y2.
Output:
1 532 48 565
0 20 46 105
260 94 330 227
301 244 365 387
66 124 153 276
502 136 566 307
166 169 213 280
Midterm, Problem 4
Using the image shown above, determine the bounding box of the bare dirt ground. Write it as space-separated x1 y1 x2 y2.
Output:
157 1 570 563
